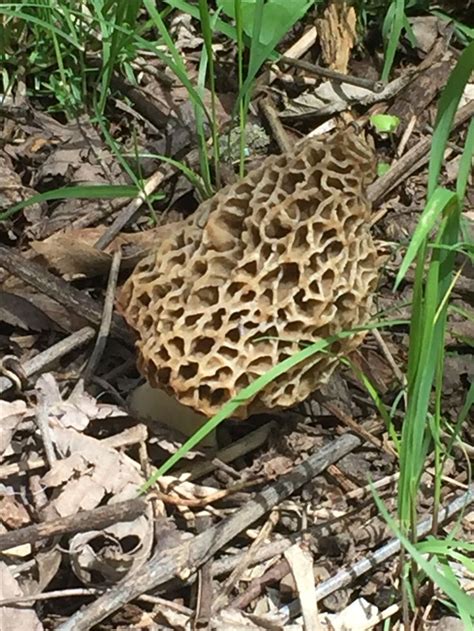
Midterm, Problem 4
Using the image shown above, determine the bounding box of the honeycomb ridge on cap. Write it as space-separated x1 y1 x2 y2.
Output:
117 129 379 418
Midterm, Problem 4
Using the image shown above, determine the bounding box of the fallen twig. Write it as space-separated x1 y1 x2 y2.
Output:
155 476 267 508
279 55 384 92
0 498 147 552
57 433 361 630
0 327 95 395
194 515 214 629
260 96 292 152
83 247 123 382
214 509 279 612
368 100 474 207
35 391 57 468
176 421 278 482
0 245 130 340
281 485 474 620
94 147 201 251
0 587 193 617
231 557 291 609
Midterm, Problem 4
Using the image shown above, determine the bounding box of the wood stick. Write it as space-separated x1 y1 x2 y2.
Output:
83 247 122 381
368 100 474 207
282 485 474 618
279 55 385 92
0 498 147 552
57 433 361 631
0 245 131 341
0 327 95 394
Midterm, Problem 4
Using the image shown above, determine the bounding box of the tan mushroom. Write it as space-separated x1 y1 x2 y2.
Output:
117 129 380 420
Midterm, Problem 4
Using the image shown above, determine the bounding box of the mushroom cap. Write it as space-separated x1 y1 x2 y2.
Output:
117 129 379 418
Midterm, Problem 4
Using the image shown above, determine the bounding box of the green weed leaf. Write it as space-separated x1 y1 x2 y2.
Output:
377 161 391 176
394 187 458 289
216 0 311 46
428 40 474 197
0 185 142 222
370 113 400 134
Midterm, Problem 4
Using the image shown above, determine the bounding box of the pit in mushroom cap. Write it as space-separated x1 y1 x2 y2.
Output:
117 129 380 419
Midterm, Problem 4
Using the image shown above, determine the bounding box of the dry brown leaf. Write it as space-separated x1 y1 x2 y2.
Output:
284 544 319 631
69 516 154 585
31 225 172 277
0 400 29 456
0 151 42 217
0 291 57 331
316 0 357 74
169 12 203 50
29 374 154 584
31 118 123 188
35 374 121 431
0 563 44 631
1 272 85 331
409 16 441 53
32 235 112 277
20 549 63 598
0 494 30 529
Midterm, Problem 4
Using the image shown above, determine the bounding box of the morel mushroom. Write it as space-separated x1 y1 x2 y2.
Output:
117 129 379 419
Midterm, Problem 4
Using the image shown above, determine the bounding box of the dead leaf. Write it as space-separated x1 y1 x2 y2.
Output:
0 494 30 529
3 114 126 237
263 455 293 478
0 151 42 217
0 291 57 331
31 225 169 277
70 516 154 584
0 400 28 456
280 80 389 119
31 118 122 188
409 16 441 54
319 597 379 630
34 374 122 433
21 549 63 598
169 12 203 51
0 563 44 631
316 0 357 74
1 272 86 332
25 374 155 584
284 545 319 631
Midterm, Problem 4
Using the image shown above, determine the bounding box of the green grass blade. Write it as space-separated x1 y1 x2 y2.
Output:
0 185 141 221
234 0 246 177
340 355 400 450
142 0 210 124
381 0 405 81
374 489 474 626
140 319 408 492
198 0 221 186
456 117 474 201
428 40 474 197
395 187 457 289
195 44 213 194
0 7 82 48
135 153 210 200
